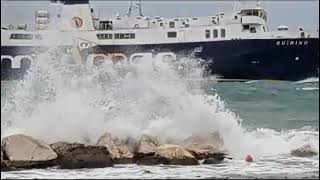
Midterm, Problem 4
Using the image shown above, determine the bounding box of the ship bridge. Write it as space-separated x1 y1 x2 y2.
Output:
240 7 267 24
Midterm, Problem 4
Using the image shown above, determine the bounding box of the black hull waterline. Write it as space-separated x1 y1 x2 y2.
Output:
1 38 319 81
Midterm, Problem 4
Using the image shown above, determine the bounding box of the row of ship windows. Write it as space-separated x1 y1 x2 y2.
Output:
97 32 178 40
97 33 135 40
97 32 178 39
205 29 226 38
97 30 224 40
9 34 42 40
1 58 31 69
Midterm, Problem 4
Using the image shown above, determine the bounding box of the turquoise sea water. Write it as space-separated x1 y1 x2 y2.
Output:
209 80 319 131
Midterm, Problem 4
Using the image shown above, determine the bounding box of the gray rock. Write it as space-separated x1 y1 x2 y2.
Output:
97 132 133 164
50 142 113 169
291 144 318 157
1 134 57 168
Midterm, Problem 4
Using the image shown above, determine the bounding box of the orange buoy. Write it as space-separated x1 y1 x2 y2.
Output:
245 154 253 162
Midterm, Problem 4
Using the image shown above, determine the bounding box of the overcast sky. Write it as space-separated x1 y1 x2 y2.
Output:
1 1 319 30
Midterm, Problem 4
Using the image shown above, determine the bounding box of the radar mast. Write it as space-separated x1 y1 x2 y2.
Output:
126 0 143 17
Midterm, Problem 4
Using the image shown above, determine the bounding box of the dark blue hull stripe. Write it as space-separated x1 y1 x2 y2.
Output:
1 38 319 81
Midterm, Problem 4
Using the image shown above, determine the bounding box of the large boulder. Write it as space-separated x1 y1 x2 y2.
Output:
133 135 198 165
96 132 133 164
155 144 199 165
1 134 57 168
133 134 165 165
291 144 318 157
50 142 113 169
134 134 159 158
181 132 227 161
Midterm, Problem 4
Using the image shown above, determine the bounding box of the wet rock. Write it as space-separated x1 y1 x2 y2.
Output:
1 148 10 171
133 135 164 165
50 142 113 169
202 158 223 164
97 132 133 164
291 144 318 157
181 132 227 160
155 144 199 165
134 134 159 158
2 134 57 168
133 135 198 165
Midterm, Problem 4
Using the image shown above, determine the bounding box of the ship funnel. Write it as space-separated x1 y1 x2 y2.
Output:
48 0 94 31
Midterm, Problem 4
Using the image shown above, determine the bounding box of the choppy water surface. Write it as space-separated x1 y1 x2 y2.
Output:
1 48 319 179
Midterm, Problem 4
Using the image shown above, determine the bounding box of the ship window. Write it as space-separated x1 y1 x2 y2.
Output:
301 32 305 38
21 58 31 69
205 30 210 38
213 29 218 38
1 58 12 69
24 34 33 39
160 22 163 26
246 12 253 16
243 25 250 30
250 27 256 33
114 33 135 39
10 33 33 40
263 15 267 21
167 31 177 38
234 16 238 20
99 21 113 30
97 33 113 39
253 11 258 16
185 24 190 28
221 29 226 38
35 34 43 40
169 22 175 28
212 20 216 24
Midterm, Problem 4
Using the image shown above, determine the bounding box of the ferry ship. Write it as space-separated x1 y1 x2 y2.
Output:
1 0 319 81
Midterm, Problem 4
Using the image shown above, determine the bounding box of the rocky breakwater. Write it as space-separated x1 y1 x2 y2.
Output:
1 132 229 171
1 134 113 170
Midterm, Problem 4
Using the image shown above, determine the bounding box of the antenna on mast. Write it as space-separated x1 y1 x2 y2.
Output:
127 0 143 17
234 0 241 13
